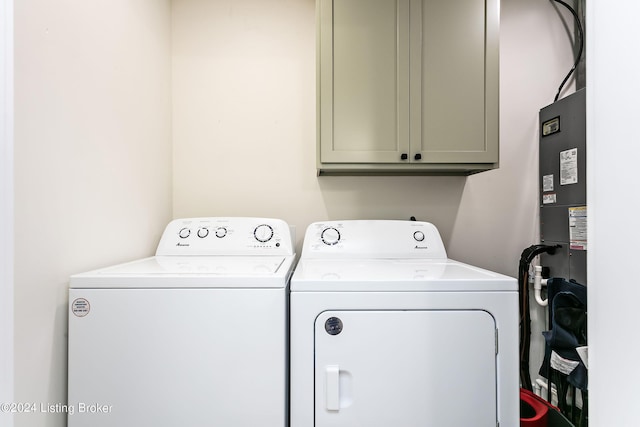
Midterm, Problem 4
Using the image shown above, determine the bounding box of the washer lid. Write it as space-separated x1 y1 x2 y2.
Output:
70 255 295 289
290 258 516 292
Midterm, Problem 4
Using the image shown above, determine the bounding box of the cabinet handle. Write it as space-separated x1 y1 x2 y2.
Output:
401 153 408 160
414 153 422 161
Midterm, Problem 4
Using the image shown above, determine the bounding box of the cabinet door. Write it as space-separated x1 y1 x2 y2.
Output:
318 0 410 163
314 310 498 426
410 0 499 163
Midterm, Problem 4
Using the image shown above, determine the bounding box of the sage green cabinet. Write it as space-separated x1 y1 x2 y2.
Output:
317 0 499 175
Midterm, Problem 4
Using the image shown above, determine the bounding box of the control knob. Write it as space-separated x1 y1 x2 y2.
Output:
197 227 209 238
321 227 341 245
254 224 274 243
413 231 425 242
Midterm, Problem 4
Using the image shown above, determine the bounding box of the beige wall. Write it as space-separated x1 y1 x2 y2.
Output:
172 0 575 276
171 0 469 249
171 0 575 387
13 1 172 425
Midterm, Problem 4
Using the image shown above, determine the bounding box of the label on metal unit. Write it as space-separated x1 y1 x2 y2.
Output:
542 116 561 136
569 206 587 250
560 148 578 185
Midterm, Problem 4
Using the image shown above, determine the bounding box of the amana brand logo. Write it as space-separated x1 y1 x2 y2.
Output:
176 242 190 247
414 245 429 249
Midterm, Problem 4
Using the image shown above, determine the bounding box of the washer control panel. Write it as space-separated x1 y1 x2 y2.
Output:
301 220 447 259
156 217 294 256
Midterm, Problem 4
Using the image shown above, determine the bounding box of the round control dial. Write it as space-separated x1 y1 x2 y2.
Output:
178 227 191 239
197 227 209 238
413 231 425 242
321 227 341 245
254 224 274 243
215 227 227 238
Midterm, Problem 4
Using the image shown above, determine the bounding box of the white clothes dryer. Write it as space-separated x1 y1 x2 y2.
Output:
290 220 518 427
68 217 295 427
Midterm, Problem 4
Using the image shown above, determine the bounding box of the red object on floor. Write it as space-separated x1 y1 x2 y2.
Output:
520 388 549 426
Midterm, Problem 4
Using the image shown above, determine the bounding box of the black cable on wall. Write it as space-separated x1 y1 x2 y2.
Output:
552 0 585 102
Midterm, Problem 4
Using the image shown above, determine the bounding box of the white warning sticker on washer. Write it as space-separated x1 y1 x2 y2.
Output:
560 148 578 185
543 194 557 205
72 298 91 317
543 174 554 192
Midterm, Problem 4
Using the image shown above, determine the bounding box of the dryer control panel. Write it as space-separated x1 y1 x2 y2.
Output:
156 217 294 256
301 220 447 259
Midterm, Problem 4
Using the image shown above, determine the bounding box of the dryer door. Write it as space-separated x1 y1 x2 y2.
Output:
315 310 497 427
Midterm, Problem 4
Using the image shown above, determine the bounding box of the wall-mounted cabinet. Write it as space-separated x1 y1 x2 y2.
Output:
317 0 499 175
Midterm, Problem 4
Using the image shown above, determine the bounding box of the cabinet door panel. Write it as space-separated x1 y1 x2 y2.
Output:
410 0 499 163
319 0 409 163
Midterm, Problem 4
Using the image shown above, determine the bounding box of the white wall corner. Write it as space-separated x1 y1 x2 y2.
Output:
0 0 14 425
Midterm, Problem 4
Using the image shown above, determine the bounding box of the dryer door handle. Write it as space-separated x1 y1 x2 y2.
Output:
325 365 340 411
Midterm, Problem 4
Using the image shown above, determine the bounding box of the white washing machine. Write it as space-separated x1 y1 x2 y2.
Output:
290 220 519 427
68 217 295 427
